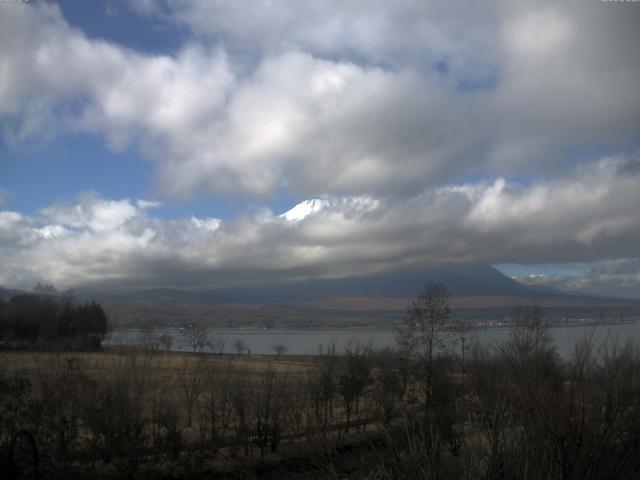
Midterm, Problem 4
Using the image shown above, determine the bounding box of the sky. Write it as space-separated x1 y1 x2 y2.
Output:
1 0 639 298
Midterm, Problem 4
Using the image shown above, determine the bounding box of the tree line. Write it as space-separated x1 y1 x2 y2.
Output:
0 294 108 350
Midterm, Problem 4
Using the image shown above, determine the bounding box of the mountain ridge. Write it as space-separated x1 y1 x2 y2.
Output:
3 265 638 328
77 264 623 304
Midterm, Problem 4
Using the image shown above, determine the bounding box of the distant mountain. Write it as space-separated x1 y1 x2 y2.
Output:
5 264 637 328
74 264 640 328
143 264 574 303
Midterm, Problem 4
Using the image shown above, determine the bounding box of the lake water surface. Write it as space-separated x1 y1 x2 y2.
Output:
106 322 640 358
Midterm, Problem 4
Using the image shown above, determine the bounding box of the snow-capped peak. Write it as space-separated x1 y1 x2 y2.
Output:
279 199 329 222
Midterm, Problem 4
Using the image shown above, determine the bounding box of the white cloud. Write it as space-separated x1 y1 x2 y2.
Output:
464 156 640 251
0 1 639 290
190 216 221 232
137 199 161 210
517 266 640 301
39 194 139 232
131 0 500 79
0 211 32 246
1 1 638 199
36 224 71 240
0 155 638 290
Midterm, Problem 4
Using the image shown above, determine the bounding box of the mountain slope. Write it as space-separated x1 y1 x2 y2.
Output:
170 264 572 303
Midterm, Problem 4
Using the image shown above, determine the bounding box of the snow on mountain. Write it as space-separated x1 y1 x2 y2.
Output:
279 199 329 222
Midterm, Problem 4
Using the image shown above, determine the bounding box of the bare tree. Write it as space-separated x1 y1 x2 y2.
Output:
197 358 236 449
272 343 288 360
288 378 310 437
81 348 157 478
209 331 227 354
371 347 405 425
317 343 338 432
177 357 206 428
233 338 247 356
250 366 292 457
137 326 161 354
338 344 371 432
230 367 253 456
396 283 451 410
158 333 173 353
501 305 559 382
181 322 210 353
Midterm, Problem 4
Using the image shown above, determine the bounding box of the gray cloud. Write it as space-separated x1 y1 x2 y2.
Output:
131 0 501 80
589 258 640 277
1 1 639 199
518 268 640 301
1 1 639 291
0 155 638 289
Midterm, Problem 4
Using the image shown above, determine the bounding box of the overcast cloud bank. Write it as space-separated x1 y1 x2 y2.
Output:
1 156 639 291
1 1 639 294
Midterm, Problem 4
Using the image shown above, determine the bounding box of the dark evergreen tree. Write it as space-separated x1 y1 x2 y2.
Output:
0 294 108 350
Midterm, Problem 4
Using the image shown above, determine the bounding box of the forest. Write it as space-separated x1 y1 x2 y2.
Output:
0 294 108 351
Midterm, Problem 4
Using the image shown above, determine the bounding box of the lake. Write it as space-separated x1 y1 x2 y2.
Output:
106 322 640 358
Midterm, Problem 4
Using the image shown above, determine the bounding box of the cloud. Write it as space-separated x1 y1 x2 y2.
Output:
190 215 221 232
129 0 640 172
1 1 638 199
0 155 638 290
1 1 639 291
0 211 34 247
39 193 139 232
517 266 640 301
0 3 234 157
137 199 161 210
589 258 640 276
466 155 640 243
130 0 498 71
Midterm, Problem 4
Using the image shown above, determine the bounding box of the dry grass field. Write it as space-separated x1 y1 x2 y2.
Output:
2 317 640 479
1 346 393 479
0 348 316 379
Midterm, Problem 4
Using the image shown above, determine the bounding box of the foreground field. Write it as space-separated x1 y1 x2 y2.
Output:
2 321 640 479
1 348 314 379
1 345 398 479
